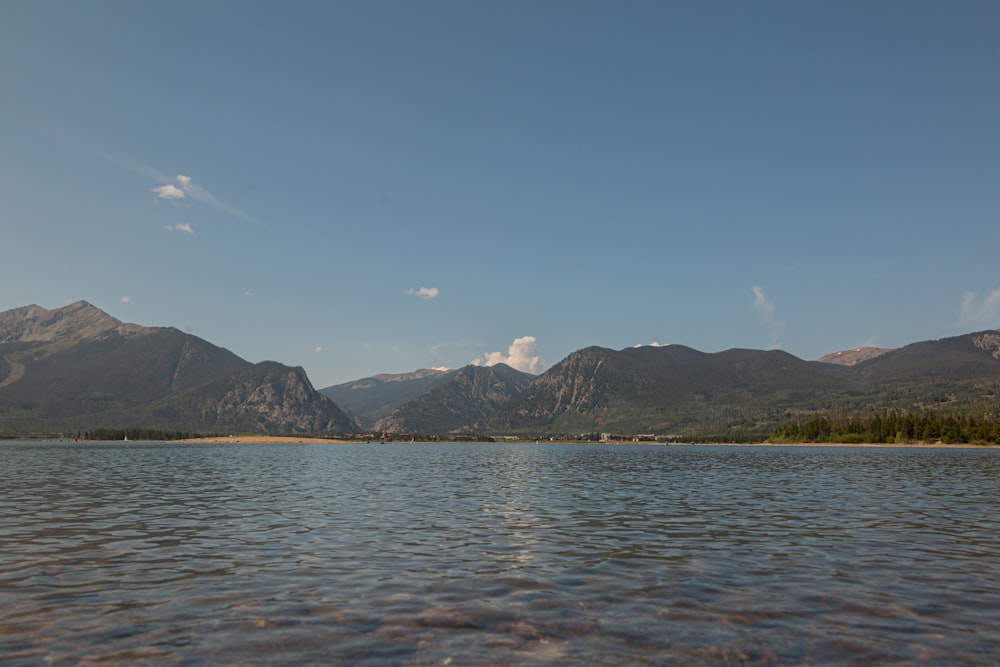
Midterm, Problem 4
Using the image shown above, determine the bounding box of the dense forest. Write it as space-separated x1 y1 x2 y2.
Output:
768 410 1000 445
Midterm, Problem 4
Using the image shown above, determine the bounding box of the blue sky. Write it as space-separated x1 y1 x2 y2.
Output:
2 0 999 388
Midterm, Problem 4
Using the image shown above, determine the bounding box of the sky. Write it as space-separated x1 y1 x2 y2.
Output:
2 1 999 388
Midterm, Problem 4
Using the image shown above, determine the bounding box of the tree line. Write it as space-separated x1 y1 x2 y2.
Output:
81 428 211 441
769 409 1000 445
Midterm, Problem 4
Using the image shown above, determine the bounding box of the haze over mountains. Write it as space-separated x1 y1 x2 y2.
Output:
2 301 1000 440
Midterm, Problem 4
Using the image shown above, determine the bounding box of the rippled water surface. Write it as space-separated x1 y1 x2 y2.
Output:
2 441 999 665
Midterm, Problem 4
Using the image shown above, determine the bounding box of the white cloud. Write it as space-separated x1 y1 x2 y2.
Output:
959 288 1000 327
474 336 542 374
94 147 259 223
431 366 450 372
310 346 324 353
152 183 185 200
164 223 194 234
120 296 131 303
752 285 784 350
634 341 667 348
406 287 440 300
752 286 775 318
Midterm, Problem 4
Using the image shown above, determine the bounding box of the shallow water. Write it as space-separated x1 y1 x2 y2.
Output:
1 441 998 665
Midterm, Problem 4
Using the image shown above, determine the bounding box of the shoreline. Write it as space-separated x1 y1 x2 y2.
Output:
9 437 995 448
169 437 997 448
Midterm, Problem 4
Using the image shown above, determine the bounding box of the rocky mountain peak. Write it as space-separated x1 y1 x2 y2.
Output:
817 347 893 366
0 300 140 344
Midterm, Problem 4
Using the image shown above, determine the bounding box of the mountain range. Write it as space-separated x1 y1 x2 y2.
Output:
0 301 357 436
325 334 1000 440
485 335 1000 439
3 301 1000 440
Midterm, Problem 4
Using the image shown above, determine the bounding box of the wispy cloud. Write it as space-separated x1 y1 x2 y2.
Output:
164 223 194 234
958 287 1000 328
473 336 542 374
88 148 170 182
309 346 324 353
633 341 668 348
171 174 258 223
406 287 440 300
148 173 258 224
83 147 260 225
120 296 131 304
752 286 784 350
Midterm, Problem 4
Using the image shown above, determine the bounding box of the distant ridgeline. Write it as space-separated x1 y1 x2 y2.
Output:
769 410 1000 445
4 301 1000 442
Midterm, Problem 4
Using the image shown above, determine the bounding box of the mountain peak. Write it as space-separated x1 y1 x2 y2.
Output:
1 300 357 435
0 301 136 344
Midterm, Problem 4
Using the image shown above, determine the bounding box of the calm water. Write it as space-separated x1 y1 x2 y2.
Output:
1 442 999 666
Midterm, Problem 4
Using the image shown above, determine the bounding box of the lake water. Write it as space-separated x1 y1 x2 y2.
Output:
1 441 999 666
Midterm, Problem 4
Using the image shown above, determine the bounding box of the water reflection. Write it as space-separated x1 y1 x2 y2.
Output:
1 442 999 665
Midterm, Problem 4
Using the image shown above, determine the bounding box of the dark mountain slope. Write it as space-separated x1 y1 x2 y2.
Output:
0 302 356 435
492 344 856 436
374 364 535 434
852 331 1000 383
824 331 1000 412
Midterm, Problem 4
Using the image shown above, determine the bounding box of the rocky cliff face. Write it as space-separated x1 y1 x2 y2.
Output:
202 363 357 434
501 347 614 422
973 332 1000 360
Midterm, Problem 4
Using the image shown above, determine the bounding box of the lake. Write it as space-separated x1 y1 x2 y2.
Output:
1 441 998 665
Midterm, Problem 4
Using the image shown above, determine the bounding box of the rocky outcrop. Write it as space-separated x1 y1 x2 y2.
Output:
207 363 356 434
973 332 1000 360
